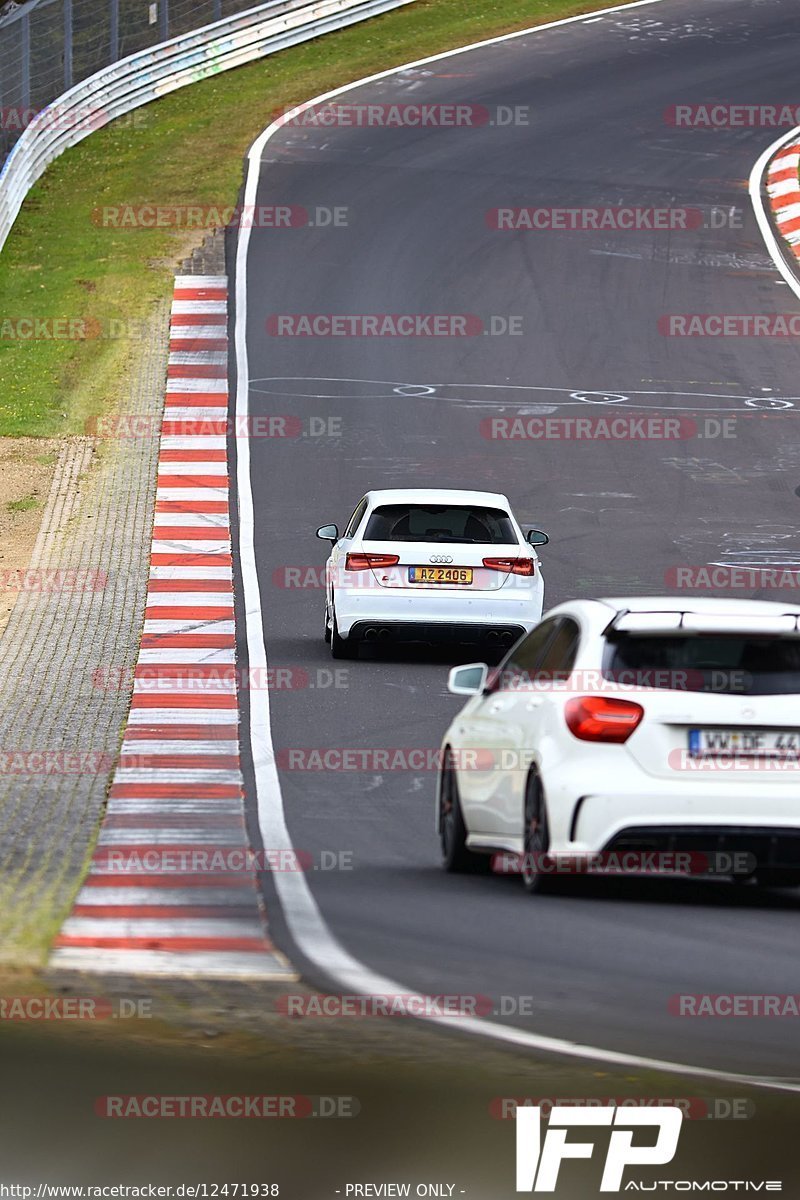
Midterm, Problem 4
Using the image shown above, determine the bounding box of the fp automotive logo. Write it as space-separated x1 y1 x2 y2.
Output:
515 1105 683 1192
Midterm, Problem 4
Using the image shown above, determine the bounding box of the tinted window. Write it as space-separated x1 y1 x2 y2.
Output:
363 504 517 544
538 618 580 675
344 498 368 538
495 618 561 690
603 635 800 695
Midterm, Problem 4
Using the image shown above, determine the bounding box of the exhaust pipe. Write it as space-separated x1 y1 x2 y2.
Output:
487 631 499 643
378 628 391 641
364 628 378 641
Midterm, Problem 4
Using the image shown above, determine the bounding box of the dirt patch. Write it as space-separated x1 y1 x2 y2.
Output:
0 438 61 632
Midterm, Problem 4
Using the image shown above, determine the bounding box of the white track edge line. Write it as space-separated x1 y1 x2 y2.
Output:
236 0 800 1094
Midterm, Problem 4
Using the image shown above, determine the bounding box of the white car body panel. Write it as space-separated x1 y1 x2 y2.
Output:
323 488 546 646
437 596 800 869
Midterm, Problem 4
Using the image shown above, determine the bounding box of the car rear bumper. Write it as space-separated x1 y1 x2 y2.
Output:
569 790 800 855
348 619 527 647
601 824 800 871
334 586 542 639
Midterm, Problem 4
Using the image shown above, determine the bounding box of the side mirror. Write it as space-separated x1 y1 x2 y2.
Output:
447 663 489 696
316 524 339 544
526 529 550 547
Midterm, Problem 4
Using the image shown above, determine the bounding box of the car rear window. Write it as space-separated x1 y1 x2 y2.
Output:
603 635 800 695
363 504 517 544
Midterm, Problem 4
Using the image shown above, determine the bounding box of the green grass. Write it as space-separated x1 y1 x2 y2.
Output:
0 0 635 436
6 494 40 514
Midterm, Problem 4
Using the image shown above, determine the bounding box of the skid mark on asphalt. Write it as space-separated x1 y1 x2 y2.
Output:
248 376 798 411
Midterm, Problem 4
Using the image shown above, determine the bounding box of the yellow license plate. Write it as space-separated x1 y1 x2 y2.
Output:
409 566 473 585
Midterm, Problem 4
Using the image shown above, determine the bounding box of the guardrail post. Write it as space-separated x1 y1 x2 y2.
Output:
110 0 120 62
64 0 74 90
159 0 169 41
21 11 31 110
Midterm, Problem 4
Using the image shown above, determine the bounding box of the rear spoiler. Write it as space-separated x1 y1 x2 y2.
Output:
603 609 800 638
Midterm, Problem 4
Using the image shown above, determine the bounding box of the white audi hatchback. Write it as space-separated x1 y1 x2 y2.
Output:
437 597 800 891
316 488 548 658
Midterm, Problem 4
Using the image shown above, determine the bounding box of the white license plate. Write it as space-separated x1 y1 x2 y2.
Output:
689 728 800 758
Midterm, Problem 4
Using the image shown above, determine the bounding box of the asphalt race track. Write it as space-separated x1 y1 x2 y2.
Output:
233 0 800 1080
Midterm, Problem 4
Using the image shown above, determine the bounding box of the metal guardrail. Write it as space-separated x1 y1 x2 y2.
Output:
0 0 418 253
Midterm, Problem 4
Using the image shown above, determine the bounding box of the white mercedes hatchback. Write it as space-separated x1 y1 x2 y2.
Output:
316 489 548 658
437 597 800 892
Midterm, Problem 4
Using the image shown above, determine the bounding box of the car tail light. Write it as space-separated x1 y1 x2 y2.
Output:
565 695 644 743
345 553 400 571
482 557 535 577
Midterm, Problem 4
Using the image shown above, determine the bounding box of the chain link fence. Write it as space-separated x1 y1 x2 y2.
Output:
0 0 260 166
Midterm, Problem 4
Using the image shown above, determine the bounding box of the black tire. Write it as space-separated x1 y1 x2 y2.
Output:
324 601 332 644
754 869 800 889
439 753 488 874
330 608 358 660
521 770 555 895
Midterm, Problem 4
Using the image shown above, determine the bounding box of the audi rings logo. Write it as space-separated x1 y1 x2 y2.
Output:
429 555 454 564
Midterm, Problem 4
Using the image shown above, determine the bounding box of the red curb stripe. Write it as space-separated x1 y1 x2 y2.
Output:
164 393 228 405
143 605 233 619
51 275 280 978
170 339 228 352
774 191 800 208
116 754 240 770
170 313 227 326
167 364 227 379
150 527 230 540
140 633 235 648
72 906 256 918
155 500 229 513
769 167 800 184
778 213 800 234
158 451 228 463
173 288 228 301
134 664 237 678
109 782 243 799
130 694 239 710
150 553 233 566
156 475 229 488
84 874 255 888
147 579 233 592
54 937 270 952
122 724 239 740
